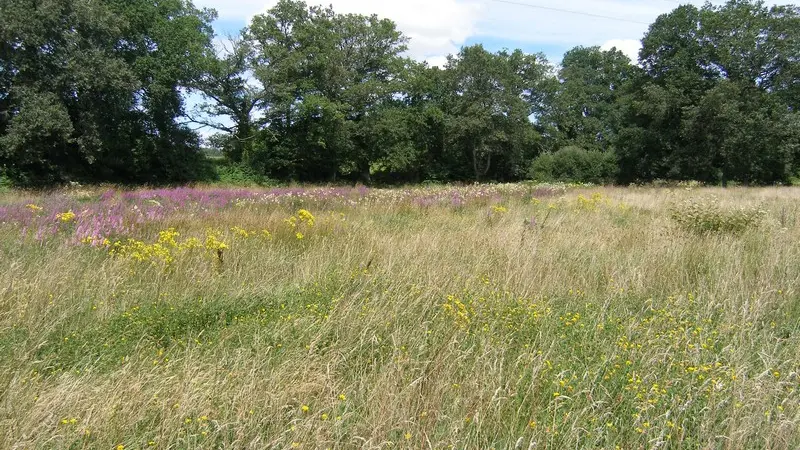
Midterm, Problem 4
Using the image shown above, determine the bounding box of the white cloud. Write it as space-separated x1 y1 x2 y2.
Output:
195 0 483 65
601 39 642 63
196 0 269 19
193 0 749 65
425 55 450 68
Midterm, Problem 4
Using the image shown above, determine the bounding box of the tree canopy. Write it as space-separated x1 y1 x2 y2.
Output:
1 0 799 186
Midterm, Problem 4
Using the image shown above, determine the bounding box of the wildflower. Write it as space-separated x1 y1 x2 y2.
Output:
404 432 412 440
321 413 329 420
291 443 301 448
56 210 76 222
301 405 309 413
296 232 304 240
338 394 346 401
26 203 43 212
297 209 315 226
553 392 560 397
230 226 250 238
157 228 179 247
204 229 228 252
116 445 125 450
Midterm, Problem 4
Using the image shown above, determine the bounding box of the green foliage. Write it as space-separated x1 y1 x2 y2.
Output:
0 170 11 192
444 45 548 181
212 160 277 186
669 196 767 235
246 0 410 182
540 46 635 152
36 295 279 372
1 0 799 186
529 146 618 184
189 38 264 164
0 0 216 185
617 1 800 185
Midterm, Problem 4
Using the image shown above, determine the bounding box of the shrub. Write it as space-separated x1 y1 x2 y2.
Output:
213 161 277 186
529 146 618 184
669 196 766 235
0 169 12 192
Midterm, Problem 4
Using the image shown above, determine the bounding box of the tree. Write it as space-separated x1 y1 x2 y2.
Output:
682 81 796 184
541 46 634 152
0 0 216 185
444 45 547 181
618 0 800 184
188 37 266 164
247 0 408 182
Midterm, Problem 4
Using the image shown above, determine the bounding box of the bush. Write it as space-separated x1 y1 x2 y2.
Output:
669 196 766 235
529 146 618 184
0 168 12 192
213 160 277 186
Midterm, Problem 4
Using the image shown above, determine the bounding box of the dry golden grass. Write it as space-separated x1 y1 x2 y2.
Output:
0 184 799 449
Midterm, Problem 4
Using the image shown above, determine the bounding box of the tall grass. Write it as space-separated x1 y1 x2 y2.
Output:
0 185 799 449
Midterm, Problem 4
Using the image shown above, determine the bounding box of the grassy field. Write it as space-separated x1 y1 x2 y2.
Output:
1 184 799 449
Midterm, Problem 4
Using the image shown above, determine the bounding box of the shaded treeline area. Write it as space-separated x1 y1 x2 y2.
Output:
1 0 799 186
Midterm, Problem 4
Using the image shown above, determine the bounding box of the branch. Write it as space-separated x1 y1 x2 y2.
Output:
179 113 236 133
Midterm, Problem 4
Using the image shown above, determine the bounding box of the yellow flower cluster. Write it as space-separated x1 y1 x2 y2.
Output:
106 228 227 266
204 229 228 252
56 210 76 222
297 209 315 226
285 209 316 240
442 294 473 329
576 192 610 211
442 278 549 334
109 238 175 265
286 209 316 229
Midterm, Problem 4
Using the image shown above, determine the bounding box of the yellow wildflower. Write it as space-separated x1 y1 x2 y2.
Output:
56 210 76 222
297 209 315 226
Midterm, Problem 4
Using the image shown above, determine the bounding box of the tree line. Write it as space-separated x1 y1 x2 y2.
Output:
1 0 798 186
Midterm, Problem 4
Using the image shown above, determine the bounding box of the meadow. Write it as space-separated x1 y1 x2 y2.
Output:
0 183 798 449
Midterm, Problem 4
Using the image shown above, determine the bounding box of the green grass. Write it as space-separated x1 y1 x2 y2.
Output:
1 186 799 449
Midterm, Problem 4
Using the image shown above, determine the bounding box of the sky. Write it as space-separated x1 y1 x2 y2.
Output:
192 0 732 66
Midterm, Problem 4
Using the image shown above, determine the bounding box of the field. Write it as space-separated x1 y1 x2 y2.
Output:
1 184 799 449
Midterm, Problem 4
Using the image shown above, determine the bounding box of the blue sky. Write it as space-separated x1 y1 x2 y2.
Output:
193 0 736 66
